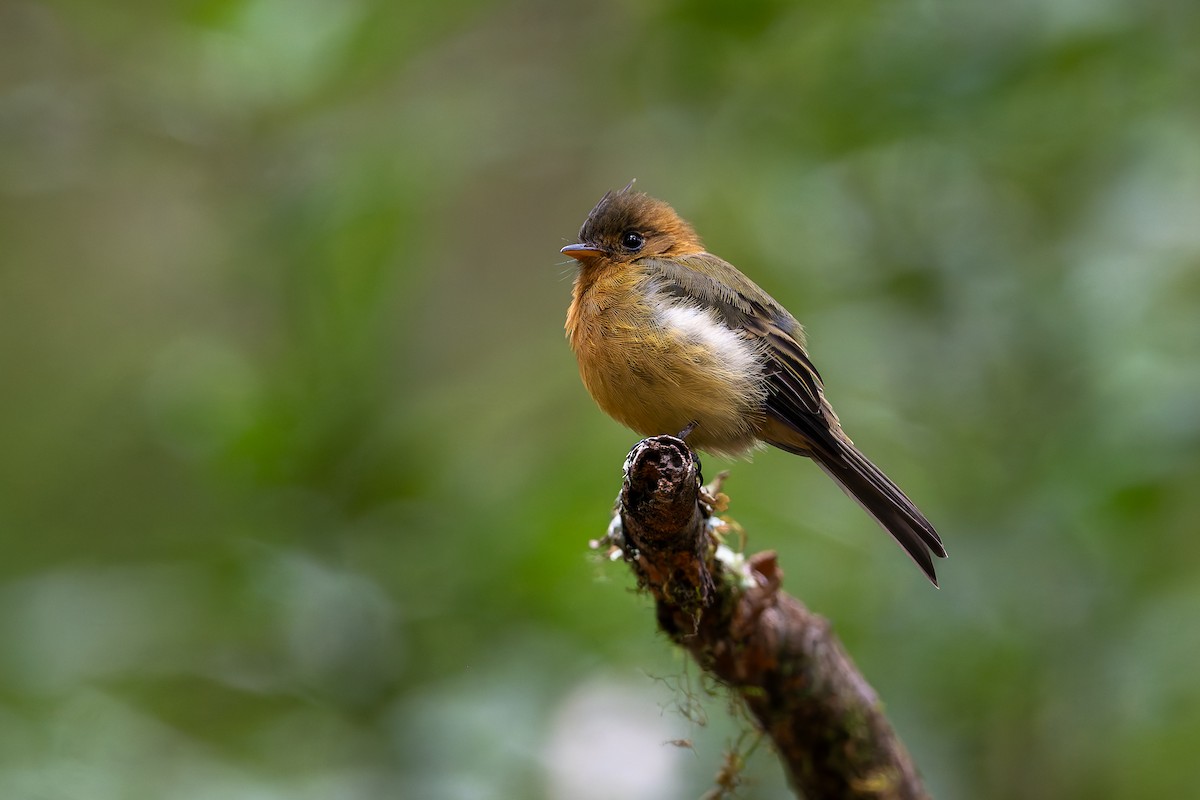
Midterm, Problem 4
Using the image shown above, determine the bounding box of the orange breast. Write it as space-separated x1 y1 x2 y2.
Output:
567 265 767 458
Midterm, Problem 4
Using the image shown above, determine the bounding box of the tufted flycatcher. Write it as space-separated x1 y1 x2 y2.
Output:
562 185 947 585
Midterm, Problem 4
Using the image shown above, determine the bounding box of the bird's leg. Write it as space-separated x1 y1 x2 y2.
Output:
672 420 703 489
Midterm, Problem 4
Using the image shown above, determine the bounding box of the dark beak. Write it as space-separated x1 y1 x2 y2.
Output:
561 243 603 260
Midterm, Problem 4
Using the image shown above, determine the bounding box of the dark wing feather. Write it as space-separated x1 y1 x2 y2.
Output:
646 255 820 411
646 255 839 455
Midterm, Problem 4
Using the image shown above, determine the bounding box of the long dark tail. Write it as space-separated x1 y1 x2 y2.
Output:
813 440 946 586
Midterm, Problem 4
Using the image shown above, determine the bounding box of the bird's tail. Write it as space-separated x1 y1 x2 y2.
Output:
812 439 946 586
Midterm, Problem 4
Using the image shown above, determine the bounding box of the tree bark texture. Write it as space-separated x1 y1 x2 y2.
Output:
615 435 930 800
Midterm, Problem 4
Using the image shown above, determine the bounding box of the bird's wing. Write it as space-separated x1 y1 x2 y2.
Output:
645 254 839 459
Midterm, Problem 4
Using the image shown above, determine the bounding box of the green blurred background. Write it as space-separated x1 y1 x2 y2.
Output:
2 0 1199 797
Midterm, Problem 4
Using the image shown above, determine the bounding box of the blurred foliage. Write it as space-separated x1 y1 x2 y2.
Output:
1 0 1199 797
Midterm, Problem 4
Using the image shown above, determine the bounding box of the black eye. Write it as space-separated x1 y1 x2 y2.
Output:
620 230 645 252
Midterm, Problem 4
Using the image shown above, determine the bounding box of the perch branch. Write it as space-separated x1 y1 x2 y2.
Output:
613 435 929 800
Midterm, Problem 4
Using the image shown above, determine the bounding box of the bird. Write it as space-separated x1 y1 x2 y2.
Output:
561 185 947 585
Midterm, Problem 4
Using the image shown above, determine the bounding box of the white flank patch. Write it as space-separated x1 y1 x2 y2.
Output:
657 302 760 375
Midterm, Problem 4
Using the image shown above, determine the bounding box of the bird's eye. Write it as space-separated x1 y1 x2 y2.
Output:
620 231 645 252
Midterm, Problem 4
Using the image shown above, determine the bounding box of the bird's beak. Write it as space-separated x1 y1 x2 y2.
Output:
561 243 603 261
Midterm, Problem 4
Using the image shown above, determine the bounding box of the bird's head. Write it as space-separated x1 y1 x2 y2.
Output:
561 184 705 266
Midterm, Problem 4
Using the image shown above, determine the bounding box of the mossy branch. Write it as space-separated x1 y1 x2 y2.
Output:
610 435 929 800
